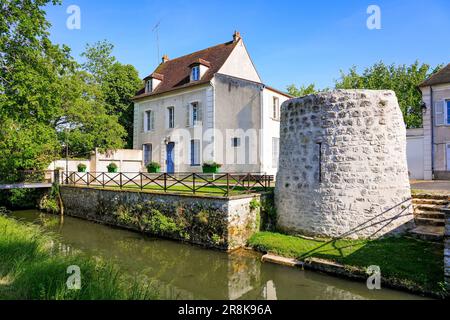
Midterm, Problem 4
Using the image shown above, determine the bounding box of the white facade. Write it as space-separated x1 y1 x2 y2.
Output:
133 36 290 174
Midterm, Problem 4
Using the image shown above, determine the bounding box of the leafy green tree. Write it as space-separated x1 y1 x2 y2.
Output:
335 61 442 128
81 41 142 148
287 83 318 97
0 0 128 177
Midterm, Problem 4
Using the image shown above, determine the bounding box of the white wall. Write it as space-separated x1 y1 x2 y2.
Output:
133 85 211 173
47 159 90 172
218 40 261 83
93 149 143 173
406 129 425 180
261 88 290 175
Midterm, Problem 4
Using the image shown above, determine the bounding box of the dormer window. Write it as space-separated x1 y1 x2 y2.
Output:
145 80 152 93
143 73 164 94
189 59 211 82
191 66 200 81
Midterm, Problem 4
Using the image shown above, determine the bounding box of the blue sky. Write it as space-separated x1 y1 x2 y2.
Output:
44 0 450 91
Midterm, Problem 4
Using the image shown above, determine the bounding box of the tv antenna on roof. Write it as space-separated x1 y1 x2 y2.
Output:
152 21 161 65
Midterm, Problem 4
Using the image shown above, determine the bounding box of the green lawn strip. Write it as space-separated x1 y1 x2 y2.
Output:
0 215 157 300
249 232 445 295
86 182 271 197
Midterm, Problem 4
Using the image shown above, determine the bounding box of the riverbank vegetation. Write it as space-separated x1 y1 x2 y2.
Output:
249 232 445 296
0 215 157 300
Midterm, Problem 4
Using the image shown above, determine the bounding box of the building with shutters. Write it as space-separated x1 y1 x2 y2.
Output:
418 63 450 180
131 32 291 174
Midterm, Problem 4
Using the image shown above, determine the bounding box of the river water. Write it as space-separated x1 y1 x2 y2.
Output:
12 210 426 300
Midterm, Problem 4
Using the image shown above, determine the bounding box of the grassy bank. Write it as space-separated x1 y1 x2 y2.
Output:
249 232 445 296
0 215 158 300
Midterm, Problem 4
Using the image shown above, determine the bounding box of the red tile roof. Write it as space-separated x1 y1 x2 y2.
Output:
133 40 238 100
419 63 450 87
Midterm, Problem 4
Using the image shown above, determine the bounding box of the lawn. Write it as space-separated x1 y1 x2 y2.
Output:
0 215 157 300
82 182 273 197
249 232 445 296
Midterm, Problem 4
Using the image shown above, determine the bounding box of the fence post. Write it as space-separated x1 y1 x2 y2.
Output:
140 173 143 190
164 173 167 192
120 173 123 189
102 173 105 188
226 174 230 196
193 174 196 194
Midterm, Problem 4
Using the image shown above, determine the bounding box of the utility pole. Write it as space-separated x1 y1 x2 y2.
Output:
152 21 161 65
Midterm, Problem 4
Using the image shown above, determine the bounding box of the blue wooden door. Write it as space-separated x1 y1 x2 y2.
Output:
166 143 175 173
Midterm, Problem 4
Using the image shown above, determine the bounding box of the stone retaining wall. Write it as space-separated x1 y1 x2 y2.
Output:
276 90 414 238
60 186 261 251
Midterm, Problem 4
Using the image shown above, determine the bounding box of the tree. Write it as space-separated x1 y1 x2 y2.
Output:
287 83 318 97
81 41 142 148
0 0 128 177
335 61 442 128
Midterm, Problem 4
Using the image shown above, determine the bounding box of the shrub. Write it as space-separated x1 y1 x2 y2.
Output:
77 163 87 172
107 163 118 173
202 161 222 169
146 162 161 173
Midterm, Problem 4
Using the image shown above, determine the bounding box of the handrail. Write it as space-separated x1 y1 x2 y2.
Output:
60 171 274 196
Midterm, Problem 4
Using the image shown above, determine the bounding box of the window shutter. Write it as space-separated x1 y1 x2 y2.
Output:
150 111 155 131
197 102 203 124
186 104 191 127
435 101 445 126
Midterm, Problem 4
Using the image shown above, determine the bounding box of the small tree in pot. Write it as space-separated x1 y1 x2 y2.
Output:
146 162 161 173
202 161 222 174
107 162 118 173
77 163 87 173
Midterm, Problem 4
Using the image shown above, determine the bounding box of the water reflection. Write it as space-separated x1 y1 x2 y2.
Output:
12 211 426 300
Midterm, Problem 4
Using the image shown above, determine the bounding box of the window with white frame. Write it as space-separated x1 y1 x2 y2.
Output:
273 97 280 120
272 137 280 168
167 107 175 129
187 101 202 127
190 139 201 166
191 66 200 81
143 144 152 165
145 110 154 131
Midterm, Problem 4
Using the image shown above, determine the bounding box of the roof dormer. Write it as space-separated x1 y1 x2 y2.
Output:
144 72 164 94
189 58 211 82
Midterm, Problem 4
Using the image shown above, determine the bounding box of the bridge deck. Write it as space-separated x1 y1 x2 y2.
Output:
0 183 53 190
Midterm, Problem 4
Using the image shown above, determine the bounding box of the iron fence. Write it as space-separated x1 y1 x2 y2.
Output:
61 172 274 196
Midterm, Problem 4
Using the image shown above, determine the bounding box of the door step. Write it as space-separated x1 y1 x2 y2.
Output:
408 225 444 242
414 217 445 227
412 198 449 206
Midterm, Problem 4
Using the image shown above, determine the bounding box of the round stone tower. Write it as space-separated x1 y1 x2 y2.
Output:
275 90 414 239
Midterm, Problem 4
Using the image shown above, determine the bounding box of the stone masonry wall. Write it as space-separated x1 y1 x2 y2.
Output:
60 186 260 251
276 90 414 238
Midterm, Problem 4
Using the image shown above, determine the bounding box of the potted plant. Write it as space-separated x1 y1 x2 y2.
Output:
77 163 87 173
202 161 222 174
146 162 161 173
107 162 118 173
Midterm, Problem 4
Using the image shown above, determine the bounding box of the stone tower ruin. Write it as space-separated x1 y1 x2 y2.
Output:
275 90 414 239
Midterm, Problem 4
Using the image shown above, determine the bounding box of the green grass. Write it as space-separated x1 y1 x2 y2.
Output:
0 215 158 300
84 182 273 197
249 232 445 296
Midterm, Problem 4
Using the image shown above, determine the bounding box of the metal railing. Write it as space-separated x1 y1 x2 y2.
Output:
0 170 55 184
61 172 274 196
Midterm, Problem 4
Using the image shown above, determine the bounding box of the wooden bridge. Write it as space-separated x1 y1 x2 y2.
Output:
0 171 57 190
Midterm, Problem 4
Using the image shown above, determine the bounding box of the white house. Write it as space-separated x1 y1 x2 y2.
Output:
132 32 291 175
407 64 450 180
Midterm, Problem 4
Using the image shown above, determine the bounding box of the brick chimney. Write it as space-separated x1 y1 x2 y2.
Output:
162 54 169 63
233 31 241 43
